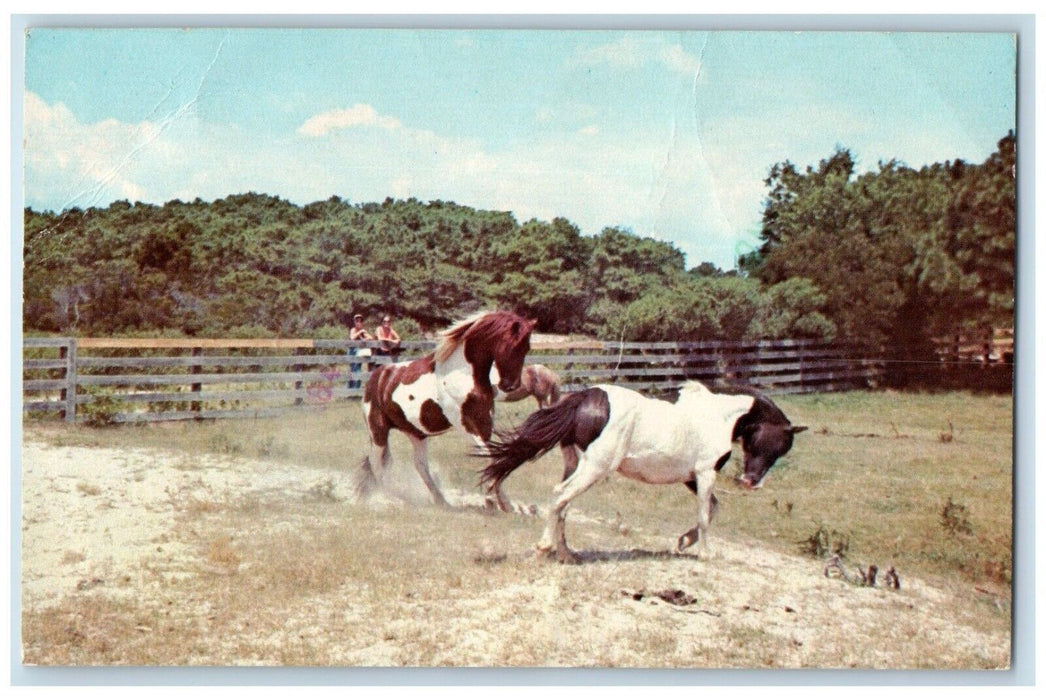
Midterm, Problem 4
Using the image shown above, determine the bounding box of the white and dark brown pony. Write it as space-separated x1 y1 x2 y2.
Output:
496 364 562 409
358 310 536 508
479 380 806 563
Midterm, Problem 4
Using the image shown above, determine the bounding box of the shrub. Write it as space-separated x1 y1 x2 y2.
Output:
80 387 125 427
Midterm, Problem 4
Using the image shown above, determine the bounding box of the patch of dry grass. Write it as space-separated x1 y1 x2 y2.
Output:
75 482 101 497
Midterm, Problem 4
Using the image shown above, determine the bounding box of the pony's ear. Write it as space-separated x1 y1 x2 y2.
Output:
735 420 760 440
789 425 808 434
512 318 537 337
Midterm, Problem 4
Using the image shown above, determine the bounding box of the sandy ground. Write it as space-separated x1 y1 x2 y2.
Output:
20 439 1011 669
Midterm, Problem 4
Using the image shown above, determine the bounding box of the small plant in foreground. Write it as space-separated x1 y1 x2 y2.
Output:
940 496 973 536
208 434 243 455
800 524 850 558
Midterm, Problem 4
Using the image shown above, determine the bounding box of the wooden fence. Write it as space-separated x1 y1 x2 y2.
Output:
934 327 1014 364
22 337 885 424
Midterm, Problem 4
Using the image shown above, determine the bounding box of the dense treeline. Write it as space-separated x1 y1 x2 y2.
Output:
743 131 1015 363
24 132 1013 350
23 195 829 340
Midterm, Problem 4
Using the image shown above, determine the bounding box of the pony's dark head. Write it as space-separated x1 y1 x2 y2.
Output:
731 393 807 490
437 311 536 393
488 314 537 393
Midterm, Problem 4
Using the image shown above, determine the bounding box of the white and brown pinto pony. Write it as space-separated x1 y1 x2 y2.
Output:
496 364 562 409
479 380 806 563
359 310 536 508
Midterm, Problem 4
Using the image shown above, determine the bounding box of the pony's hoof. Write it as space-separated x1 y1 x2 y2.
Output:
535 544 556 561
482 495 513 514
676 532 699 552
518 503 538 517
536 543 580 564
556 549 582 565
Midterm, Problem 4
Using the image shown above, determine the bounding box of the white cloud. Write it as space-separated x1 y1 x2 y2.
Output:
575 35 702 76
577 36 647 69
389 176 413 199
296 104 403 137
579 125 599 136
660 43 702 76
535 107 554 123
24 91 164 210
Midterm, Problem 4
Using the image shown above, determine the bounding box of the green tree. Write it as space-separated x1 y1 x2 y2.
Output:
746 135 1014 362
485 218 590 331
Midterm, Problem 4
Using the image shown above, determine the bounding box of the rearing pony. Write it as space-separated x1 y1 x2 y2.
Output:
359 310 536 508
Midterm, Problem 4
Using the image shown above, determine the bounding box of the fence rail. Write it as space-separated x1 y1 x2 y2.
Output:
23 336 887 424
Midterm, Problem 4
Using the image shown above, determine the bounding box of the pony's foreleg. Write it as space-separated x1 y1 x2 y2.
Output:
677 468 717 557
409 435 452 509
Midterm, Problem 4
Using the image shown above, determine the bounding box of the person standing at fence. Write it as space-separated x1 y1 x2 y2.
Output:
350 314 373 342
348 314 373 389
375 315 402 357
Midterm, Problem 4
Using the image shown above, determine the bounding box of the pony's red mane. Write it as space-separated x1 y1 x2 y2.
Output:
434 310 530 363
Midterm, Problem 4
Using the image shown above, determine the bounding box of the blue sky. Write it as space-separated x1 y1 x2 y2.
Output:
22 28 1016 270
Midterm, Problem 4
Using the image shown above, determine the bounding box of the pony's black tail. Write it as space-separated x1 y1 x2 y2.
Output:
477 387 610 493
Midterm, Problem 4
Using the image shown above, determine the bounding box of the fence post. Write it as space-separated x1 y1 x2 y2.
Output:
191 346 202 418
565 347 576 386
798 341 807 393
752 340 765 390
60 338 77 423
293 347 305 406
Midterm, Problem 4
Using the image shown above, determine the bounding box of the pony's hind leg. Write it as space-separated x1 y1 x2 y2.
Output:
538 451 614 564
355 433 392 499
409 434 452 509
560 444 579 481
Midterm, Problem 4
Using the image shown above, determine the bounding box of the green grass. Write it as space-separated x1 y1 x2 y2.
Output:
733 391 1013 591
24 389 1014 595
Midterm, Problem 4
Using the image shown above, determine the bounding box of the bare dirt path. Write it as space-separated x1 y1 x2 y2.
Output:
20 439 1010 669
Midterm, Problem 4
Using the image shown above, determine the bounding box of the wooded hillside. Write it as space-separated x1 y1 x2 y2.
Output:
24 132 1014 356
